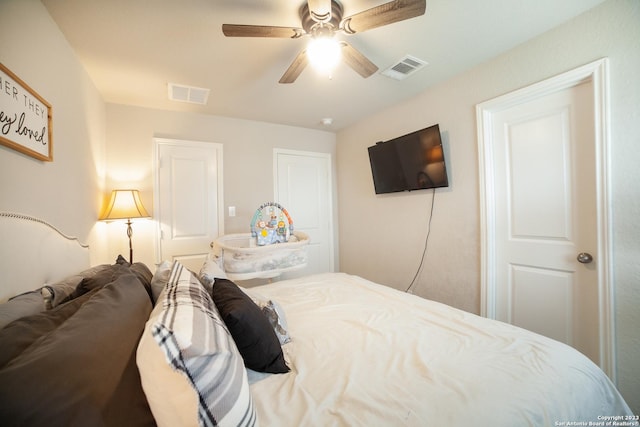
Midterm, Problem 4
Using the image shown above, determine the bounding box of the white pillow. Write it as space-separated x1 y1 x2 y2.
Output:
137 261 256 427
137 290 199 427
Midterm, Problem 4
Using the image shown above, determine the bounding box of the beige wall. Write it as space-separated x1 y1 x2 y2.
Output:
0 0 108 264
336 0 639 411
103 104 337 271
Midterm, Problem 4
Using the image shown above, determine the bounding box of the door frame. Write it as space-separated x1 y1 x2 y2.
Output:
273 148 335 273
476 59 615 381
153 138 225 264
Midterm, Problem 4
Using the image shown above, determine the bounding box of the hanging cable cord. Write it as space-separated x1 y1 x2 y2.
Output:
405 187 436 293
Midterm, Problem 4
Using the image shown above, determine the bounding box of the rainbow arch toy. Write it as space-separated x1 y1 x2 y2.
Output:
250 202 294 246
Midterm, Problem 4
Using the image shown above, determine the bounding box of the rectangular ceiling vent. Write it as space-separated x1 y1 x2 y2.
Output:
381 55 428 80
168 83 210 105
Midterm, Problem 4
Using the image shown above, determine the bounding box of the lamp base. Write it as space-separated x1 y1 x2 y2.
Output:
126 219 133 264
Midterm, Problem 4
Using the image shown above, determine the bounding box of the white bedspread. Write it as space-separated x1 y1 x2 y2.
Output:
247 273 631 426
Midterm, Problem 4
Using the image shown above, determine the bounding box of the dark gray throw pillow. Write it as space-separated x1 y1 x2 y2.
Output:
42 275 83 309
0 291 46 331
211 278 289 374
0 288 98 368
70 257 153 302
0 273 154 426
69 263 126 299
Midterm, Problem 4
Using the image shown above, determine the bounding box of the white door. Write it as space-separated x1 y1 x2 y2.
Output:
477 60 613 377
155 138 224 273
274 149 334 277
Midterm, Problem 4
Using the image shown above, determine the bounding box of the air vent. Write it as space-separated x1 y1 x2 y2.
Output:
168 83 210 105
381 55 428 80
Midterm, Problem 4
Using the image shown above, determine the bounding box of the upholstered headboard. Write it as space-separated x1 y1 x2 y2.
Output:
0 213 90 302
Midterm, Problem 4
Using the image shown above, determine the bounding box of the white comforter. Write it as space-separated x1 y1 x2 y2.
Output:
247 273 631 426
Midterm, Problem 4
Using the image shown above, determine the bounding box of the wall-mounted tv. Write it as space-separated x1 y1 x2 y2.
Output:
368 124 449 194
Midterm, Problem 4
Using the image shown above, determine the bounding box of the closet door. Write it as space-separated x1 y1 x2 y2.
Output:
154 138 224 272
274 149 334 276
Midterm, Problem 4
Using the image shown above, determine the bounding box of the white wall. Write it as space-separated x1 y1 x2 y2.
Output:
0 0 107 264
337 0 639 411
103 104 337 272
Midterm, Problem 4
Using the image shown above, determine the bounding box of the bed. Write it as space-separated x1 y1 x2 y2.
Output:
0 212 633 426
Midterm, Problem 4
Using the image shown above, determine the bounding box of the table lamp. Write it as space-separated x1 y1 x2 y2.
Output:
99 189 150 264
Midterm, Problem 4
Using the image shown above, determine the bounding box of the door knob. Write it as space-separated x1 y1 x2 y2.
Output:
577 252 593 264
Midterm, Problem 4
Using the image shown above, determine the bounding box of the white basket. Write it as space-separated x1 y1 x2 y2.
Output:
211 231 309 280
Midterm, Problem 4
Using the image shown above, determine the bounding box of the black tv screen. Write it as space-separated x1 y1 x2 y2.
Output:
368 124 449 194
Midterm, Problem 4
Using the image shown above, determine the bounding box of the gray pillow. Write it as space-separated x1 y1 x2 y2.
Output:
198 257 227 293
0 273 155 425
0 291 46 330
150 261 172 304
242 288 291 345
42 275 83 309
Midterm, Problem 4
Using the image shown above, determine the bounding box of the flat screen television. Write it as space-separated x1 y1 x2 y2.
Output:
368 124 449 194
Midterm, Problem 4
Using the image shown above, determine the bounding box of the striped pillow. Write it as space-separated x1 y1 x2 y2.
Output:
150 261 256 427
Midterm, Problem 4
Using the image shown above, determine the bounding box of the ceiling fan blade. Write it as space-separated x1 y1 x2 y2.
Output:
307 0 333 23
340 42 378 78
279 50 308 84
222 24 305 39
340 0 426 34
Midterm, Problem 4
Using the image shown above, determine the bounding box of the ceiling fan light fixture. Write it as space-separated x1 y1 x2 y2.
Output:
222 0 427 84
306 36 342 75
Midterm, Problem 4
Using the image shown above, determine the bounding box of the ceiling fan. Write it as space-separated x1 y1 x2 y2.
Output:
222 0 426 84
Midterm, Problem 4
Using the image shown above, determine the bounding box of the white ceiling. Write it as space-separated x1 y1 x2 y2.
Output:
42 0 605 131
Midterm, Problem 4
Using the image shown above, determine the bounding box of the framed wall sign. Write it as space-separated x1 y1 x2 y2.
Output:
0 63 53 161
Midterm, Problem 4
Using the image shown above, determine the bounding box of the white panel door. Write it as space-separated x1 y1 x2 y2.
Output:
155 139 223 273
274 149 334 277
488 80 601 363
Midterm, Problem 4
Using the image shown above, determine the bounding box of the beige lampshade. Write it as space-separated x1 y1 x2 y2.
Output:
99 189 150 220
